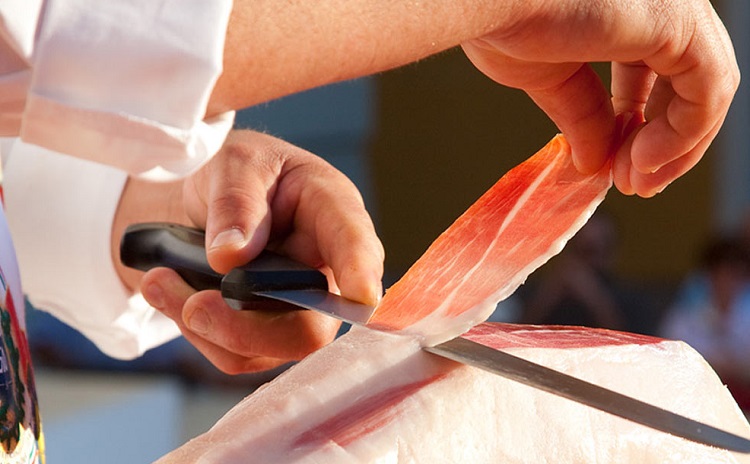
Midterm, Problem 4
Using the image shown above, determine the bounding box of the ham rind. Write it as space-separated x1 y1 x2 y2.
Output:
157 323 750 463
368 134 612 345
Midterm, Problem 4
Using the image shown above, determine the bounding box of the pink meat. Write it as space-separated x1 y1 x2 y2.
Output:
158 323 750 463
367 135 613 345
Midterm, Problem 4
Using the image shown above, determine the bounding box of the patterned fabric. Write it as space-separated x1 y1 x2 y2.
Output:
0 164 44 463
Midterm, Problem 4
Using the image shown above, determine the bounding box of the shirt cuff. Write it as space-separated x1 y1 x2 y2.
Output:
3 139 181 359
20 0 235 180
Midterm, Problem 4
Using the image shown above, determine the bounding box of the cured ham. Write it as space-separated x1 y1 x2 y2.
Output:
158 323 750 463
367 134 612 345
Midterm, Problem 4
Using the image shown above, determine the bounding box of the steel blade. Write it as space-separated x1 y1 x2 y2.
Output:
255 288 750 453
120 222 750 453
254 289 376 326
426 336 750 453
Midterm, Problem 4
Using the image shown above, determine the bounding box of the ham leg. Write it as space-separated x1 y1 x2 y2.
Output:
158 323 750 463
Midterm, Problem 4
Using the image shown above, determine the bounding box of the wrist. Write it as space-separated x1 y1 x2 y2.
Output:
111 177 189 291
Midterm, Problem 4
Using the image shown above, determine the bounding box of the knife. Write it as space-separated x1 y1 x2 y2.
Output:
120 222 750 453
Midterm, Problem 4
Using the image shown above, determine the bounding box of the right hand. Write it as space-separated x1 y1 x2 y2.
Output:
117 130 384 373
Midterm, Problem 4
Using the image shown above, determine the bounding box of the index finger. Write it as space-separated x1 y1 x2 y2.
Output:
461 40 616 175
270 154 386 307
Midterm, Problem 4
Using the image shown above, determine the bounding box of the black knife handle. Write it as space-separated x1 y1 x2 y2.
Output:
223 254 328 302
120 222 223 291
119 222 328 304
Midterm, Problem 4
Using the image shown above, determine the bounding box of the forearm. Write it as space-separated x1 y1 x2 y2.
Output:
207 0 512 116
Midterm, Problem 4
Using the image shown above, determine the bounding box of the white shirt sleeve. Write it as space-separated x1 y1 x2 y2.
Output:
0 0 234 178
0 1 235 358
20 0 233 177
3 140 182 359
1 0 235 180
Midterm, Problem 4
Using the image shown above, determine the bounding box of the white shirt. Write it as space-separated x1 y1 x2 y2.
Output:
0 1 235 359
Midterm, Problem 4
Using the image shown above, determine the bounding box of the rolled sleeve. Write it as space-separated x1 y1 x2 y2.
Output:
3 0 235 179
4 140 181 359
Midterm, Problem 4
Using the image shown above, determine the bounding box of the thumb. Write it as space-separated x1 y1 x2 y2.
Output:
201 136 278 274
207 224 266 275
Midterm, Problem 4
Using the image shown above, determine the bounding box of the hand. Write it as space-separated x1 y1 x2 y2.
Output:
115 130 384 373
461 0 739 197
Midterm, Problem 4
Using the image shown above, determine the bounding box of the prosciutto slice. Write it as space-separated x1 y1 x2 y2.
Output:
368 134 612 344
159 323 750 463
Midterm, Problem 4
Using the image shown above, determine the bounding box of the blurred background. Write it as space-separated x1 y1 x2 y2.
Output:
26 1 750 461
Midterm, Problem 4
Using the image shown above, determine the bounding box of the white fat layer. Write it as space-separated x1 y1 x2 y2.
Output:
158 324 750 464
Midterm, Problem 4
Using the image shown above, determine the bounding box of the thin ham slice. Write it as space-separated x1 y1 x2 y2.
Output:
368 134 612 345
158 323 750 463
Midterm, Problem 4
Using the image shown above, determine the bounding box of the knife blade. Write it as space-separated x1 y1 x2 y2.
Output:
120 222 750 453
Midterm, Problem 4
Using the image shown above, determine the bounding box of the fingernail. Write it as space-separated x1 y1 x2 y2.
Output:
633 162 661 175
187 307 211 335
210 228 247 250
144 283 165 309
654 181 671 195
365 280 384 307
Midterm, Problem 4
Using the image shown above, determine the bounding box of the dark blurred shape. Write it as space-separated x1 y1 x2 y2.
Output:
25 303 287 391
660 236 750 411
520 213 635 330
